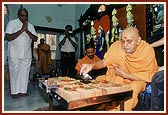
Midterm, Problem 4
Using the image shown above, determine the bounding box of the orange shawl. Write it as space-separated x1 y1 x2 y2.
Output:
104 40 159 84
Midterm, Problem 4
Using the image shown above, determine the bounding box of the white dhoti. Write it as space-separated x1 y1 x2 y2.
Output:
8 57 31 94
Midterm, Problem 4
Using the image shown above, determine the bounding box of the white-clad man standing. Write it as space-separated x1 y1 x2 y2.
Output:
5 6 38 99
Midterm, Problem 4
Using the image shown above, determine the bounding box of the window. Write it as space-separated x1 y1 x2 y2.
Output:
34 31 57 60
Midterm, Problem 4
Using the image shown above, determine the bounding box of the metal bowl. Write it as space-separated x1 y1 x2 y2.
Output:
80 73 92 81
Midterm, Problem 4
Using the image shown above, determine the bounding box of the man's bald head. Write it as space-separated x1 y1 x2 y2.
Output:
122 27 140 39
121 27 141 54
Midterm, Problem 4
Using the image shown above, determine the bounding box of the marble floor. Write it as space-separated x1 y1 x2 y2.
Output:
3 79 52 112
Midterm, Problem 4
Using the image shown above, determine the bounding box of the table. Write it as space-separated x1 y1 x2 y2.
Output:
39 80 133 111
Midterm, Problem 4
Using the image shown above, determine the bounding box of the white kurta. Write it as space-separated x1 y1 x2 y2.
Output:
5 18 37 94
59 35 77 52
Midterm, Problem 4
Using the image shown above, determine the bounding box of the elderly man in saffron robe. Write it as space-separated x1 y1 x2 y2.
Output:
80 27 159 111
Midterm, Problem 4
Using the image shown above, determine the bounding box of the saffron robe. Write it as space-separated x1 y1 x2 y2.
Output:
37 43 51 74
97 40 159 111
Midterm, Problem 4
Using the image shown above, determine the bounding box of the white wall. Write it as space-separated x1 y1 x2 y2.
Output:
7 3 90 30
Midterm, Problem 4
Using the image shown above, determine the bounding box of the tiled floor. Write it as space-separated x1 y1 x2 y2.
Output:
3 79 51 112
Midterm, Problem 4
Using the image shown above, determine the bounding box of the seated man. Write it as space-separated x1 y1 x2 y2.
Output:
75 43 106 79
80 27 159 111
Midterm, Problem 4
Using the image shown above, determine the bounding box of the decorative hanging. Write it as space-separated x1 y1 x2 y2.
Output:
105 31 110 50
86 21 97 45
90 21 96 38
111 8 121 44
96 25 106 59
97 25 105 52
126 4 136 27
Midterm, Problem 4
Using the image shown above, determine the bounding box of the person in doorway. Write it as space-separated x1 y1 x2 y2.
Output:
5 6 38 99
80 27 159 111
59 25 77 78
37 38 52 74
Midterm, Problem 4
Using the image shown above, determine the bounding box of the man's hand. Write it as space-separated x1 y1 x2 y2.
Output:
112 64 125 78
22 21 28 32
111 63 140 81
65 31 70 38
80 64 93 75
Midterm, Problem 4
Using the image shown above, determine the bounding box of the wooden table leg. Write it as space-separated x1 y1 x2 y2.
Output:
49 94 53 111
119 100 124 111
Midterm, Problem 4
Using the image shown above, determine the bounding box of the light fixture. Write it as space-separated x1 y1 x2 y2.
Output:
46 16 52 22
98 4 106 12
